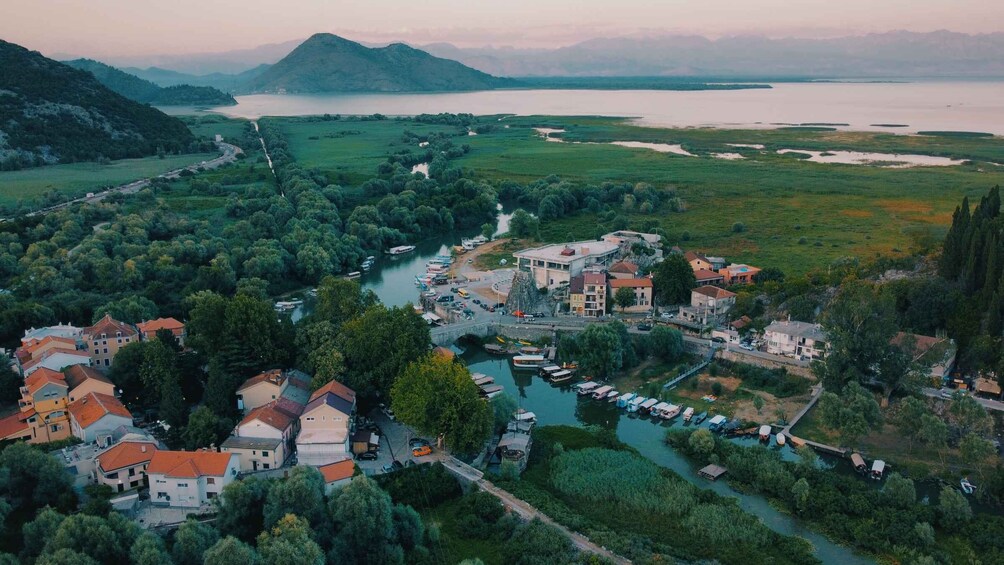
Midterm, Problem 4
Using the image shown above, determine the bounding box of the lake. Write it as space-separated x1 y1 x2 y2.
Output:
204 81 1004 135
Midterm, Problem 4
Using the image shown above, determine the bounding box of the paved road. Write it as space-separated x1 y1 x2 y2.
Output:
922 387 1004 412
1 142 242 222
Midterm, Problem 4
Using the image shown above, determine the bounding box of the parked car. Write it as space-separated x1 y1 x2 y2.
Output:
488 307 496 312
711 337 726 343
382 463 395 473
637 323 653 331
533 311 546 318
409 438 430 449
660 312 674 319
450 287 459 293
356 451 378 461
740 343 755 351
412 445 433 457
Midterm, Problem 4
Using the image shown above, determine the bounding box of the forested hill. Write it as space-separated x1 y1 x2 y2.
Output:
64 58 237 106
0 40 195 169
243 33 515 93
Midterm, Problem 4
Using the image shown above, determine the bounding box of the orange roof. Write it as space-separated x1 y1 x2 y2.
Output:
319 458 355 483
583 272 607 286
147 450 235 478
692 286 736 300
136 318 185 334
240 401 297 431
96 441 158 472
309 379 356 404
694 269 724 281
237 369 285 392
684 251 709 263
68 392 132 429
0 412 30 439
608 277 653 288
63 364 113 390
609 261 639 274
17 336 78 359
84 314 137 338
24 367 68 394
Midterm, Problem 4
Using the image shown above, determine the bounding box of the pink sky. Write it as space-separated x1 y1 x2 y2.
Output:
4 0 1003 57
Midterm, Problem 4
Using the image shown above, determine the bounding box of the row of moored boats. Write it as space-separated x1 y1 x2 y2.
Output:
574 382 712 423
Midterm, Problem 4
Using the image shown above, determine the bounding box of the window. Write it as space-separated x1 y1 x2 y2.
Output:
104 359 110 366
50 424 59 432
156 492 168 499
306 417 315 422
156 479 166 484
262 451 269 457
103 348 108 354
177 482 188 487
207 477 215 485
263 463 270 469
107 472 119 479
207 491 217 499
129 468 135 476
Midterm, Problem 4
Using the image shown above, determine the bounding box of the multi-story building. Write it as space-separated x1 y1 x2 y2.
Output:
20 324 82 346
679 286 736 326
15 336 90 376
63 365 116 402
147 450 240 508
236 369 311 413
82 315 138 369
136 317 186 347
608 278 654 313
296 380 356 466
719 264 762 285
765 320 828 360
94 440 159 493
694 269 726 287
514 240 620 290
221 399 302 472
569 273 608 317
608 261 640 280
68 392 133 442
18 367 70 443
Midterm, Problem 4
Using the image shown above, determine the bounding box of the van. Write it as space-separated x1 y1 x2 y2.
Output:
457 289 470 298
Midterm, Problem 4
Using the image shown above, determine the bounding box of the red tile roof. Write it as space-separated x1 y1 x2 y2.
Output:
309 379 356 404
83 315 137 338
237 369 285 392
136 318 185 335
0 412 30 439
62 364 113 390
147 450 235 478
684 251 708 263
17 336 78 360
319 458 355 484
694 269 724 282
692 286 736 300
68 392 132 429
583 273 607 286
24 367 68 395
608 277 653 288
609 261 639 274
96 441 158 472
239 401 297 432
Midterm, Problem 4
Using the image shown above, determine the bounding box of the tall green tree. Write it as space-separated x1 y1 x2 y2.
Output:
574 323 624 379
647 325 684 362
172 518 220 565
613 286 636 312
256 514 323 565
203 537 259 565
311 276 377 329
339 305 430 398
329 477 407 565
215 477 272 543
263 466 328 530
651 253 696 305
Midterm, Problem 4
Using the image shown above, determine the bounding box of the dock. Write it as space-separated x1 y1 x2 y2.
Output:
699 464 728 481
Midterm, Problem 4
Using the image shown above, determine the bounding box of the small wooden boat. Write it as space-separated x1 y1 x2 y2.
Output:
591 385 613 400
788 435 806 448
850 452 867 473
651 402 671 416
707 414 728 431
520 346 542 355
758 425 772 441
549 370 574 384
496 336 506 344
605 389 620 400
693 411 708 424
484 344 507 355
870 460 886 480
518 340 532 346
561 362 578 371
659 404 681 419
515 409 537 423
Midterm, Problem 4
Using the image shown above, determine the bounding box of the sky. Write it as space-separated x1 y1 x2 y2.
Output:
3 0 1003 57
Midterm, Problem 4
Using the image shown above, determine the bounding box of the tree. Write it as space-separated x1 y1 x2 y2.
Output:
36 549 100 565
391 354 492 454
172 518 220 565
937 486 972 531
574 323 624 379
753 395 765 415
892 396 929 451
960 433 995 474
481 223 495 241
129 532 172 565
817 382 882 445
791 478 810 514
257 514 324 565
501 519 575 565
613 286 636 313
0 443 77 514
183 406 232 451
21 507 66 562
647 326 683 362
215 477 271 542
329 477 406 565
491 393 519 432
203 536 259 565
508 209 539 238
688 429 716 458
340 305 430 398
263 466 328 530
948 393 993 436
311 276 377 329
882 473 916 509
93 295 158 324
651 253 696 305
917 413 948 448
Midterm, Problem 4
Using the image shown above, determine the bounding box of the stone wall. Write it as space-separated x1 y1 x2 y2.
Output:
716 348 815 378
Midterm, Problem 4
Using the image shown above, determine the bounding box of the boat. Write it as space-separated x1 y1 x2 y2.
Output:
387 245 416 255
520 346 542 355
576 382 600 395
788 435 806 448
518 340 532 346
591 385 613 400
514 409 537 423
628 396 647 413
605 389 620 401
550 369 574 387
616 393 636 408
682 407 695 422
539 365 562 378
480 384 504 399
693 411 708 425
707 414 728 431
472 376 495 387
758 425 772 441
561 362 578 371
659 404 681 419
850 453 867 473
775 433 786 446
651 402 671 416
343 271 362 280
639 398 659 414
512 355 547 369
274 300 302 311
496 336 506 344
365 255 375 262
870 460 886 480
960 477 976 495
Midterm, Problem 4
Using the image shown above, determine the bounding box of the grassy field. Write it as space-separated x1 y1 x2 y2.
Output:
180 114 250 144
0 153 219 207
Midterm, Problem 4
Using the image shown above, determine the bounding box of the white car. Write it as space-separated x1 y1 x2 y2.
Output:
740 343 755 351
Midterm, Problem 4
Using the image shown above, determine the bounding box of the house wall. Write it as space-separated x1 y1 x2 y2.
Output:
296 442 350 466
68 380 116 403
23 353 91 375
615 286 652 313
222 444 285 472
299 404 350 436
84 332 136 369
73 414 133 442
237 382 283 413
97 461 150 492
150 456 239 508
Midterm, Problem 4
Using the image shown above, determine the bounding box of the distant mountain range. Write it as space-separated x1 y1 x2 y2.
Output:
63 59 236 106
87 30 1004 79
0 40 194 169
242 33 513 93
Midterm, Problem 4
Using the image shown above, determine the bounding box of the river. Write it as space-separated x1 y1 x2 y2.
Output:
460 347 874 565
203 81 1004 135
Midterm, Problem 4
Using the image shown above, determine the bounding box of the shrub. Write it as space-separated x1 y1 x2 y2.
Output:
732 222 746 233
681 230 691 241
711 381 723 396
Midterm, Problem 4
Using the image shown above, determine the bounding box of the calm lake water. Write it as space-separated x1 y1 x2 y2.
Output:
206 81 1004 135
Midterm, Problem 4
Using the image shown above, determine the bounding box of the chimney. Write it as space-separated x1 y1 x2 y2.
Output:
141 445 147 453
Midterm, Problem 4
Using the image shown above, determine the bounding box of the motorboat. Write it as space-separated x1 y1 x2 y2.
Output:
775 433 786 446
576 382 600 396
639 398 659 414
693 411 708 424
616 393 636 408
512 355 547 369
387 245 416 255
591 385 613 400
682 407 695 422
758 425 772 442
658 404 681 419
707 414 727 431
628 396 647 413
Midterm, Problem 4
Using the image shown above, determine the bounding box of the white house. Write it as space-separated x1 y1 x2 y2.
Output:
147 450 240 508
764 320 828 360
68 392 134 442
296 380 356 466
514 240 621 290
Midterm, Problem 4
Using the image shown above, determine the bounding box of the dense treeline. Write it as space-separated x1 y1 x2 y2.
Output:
497 176 675 224
63 59 237 107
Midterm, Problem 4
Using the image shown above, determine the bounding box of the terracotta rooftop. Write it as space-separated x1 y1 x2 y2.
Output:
17 336 78 359
319 458 356 483
694 269 725 282
684 251 709 263
147 450 235 478
0 412 29 439
609 261 639 274
24 367 68 395
582 273 607 286
63 364 113 390
608 277 653 288
83 314 137 338
68 392 132 429
308 379 356 405
136 317 185 335
239 401 298 431
96 441 158 472
237 369 286 392
692 286 736 300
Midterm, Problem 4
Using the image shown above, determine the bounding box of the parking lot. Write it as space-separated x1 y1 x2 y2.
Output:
354 408 437 475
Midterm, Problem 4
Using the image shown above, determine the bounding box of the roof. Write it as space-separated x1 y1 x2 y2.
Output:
569 275 585 295
684 251 709 263
136 318 185 334
731 315 752 330
308 379 356 405
22 324 81 344
765 320 827 342
221 436 282 450
721 264 761 276
319 458 355 483
514 240 620 263
147 450 235 478
304 392 354 418
237 369 286 392
0 412 29 439
68 392 132 429
975 377 1002 396
84 315 137 338
96 441 158 472
21 348 89 373
694 269 725 282
608 277 653 289
692 286 736 300
609 261 639 274
583 272 607 286
239 401 297 432
63 364 113 390
18 336 78 359
24 367 68 394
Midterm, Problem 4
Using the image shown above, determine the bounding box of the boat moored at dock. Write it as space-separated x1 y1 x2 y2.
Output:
512 354 547 369
590 385 613 400
576 382 600 395
616 393 636 408
387 245 416 255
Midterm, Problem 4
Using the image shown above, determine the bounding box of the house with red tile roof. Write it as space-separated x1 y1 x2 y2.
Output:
319 458 356 492
95 440 158 492
0 412 31 443
222 399 302 472
63 365 116 402
15 335 91 376
608 261 640 280
136 318 186 347
694 269 726 287
608 277 654 313
680 286 737 326
82 315 138 369
236 369 310 413
568 272 608 317
718 264 762 285
297 379 357 466
68 392 133 442
147 450 240 507
18 367 70 443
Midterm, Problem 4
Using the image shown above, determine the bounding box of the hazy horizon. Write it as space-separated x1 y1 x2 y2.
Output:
4 0 1004 58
